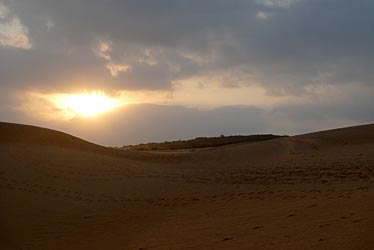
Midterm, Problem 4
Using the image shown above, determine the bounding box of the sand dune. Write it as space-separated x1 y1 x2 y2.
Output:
0 122 373 250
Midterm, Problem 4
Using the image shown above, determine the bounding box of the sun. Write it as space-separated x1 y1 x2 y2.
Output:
55 91 121 117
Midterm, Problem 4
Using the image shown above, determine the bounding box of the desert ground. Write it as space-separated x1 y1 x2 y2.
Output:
0 122 373 250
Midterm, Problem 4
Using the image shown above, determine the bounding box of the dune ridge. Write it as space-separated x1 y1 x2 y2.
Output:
0 122 106 151
1 121 373 161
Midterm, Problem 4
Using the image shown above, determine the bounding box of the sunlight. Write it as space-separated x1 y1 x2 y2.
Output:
53 91 122 117
22 89 172 121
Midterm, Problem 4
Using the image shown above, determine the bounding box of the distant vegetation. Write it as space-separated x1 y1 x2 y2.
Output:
122 134 287 151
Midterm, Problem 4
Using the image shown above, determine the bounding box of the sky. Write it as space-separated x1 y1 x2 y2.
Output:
0 0 373 146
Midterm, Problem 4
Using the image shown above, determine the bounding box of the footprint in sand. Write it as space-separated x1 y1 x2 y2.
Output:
222 237 233 241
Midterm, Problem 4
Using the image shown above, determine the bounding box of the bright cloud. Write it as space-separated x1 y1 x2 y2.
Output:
256 11 271 20
105 62 132 77
94 40 112 60
94 40 132 77
0 3 31 49
256 0 299 8
138 49 158 66
46 19 55 31
0 4 10 18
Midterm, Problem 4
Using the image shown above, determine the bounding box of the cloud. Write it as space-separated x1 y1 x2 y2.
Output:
0 3 31 49
94 40 112 61
0 3 10 18
4 80 370 146
49 104 269 146
10 94 372 146
105 62 132 77
93 40 132 77
0 0 372 94
45 19 55 31
256 11 271 20
256 0 299 8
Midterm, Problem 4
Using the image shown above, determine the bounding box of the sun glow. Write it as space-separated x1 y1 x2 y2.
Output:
52 91 122 118
23 89 172 121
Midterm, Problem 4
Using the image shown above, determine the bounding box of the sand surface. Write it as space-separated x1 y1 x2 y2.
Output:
0 122 373 250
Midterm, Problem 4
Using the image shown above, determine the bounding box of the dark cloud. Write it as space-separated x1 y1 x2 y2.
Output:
95 98 372 146
32 104 267 146
88 104 267 146
272 89 374 128
1 0 373 92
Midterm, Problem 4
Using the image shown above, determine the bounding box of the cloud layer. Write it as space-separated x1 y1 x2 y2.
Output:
0 0 373 144
1 0 373 91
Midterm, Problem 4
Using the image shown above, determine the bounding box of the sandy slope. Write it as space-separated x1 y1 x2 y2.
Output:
0 122 373 250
